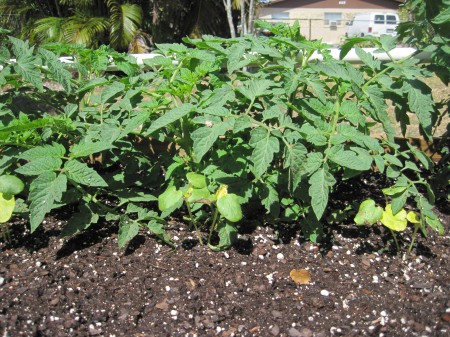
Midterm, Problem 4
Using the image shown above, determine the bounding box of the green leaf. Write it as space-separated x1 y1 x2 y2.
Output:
147 220 174 247
69 141 115 158
186 172 207 189
0 193 15 223
259 183 280 217
354 199 383 226
432 6 450 24
217 193 243 222
16 157 62 176
118 217 140 249
425 216 444 235
284 143 307 190
380 204 407 232
249 127 280 178
191 123 228 162
355 47 381 71
61 204 99 237
19 143 66 161
208 222 238 251
9 37 43 91
100 82 126 104
302 212 323 243
147 103 194 135
64 160 108 187
77 77 110 94
330 148 372 171
382 185 408 196
39 48 72 94
158 186 183 211
227 42 247 73
28 172 67 232
237 79 274 101
403 80 435 138
0 175 24 197
308 168 329 220
187 187 211 204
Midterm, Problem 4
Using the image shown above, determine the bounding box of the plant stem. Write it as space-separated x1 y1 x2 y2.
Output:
389 228 401 253
185 200 203 245
407 223 420 254
208 207 219 245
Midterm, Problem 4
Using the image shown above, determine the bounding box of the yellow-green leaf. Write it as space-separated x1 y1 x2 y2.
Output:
380 204 407 232
406 211 420 224
0 193 15 223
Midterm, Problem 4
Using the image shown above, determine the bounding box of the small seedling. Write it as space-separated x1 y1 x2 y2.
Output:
158 173 242 250
354 199 421 253
0 175 25 242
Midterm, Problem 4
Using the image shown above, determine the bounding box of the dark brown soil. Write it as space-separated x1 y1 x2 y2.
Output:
1 187 449 336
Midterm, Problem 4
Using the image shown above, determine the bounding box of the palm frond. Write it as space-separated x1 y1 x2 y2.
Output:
30 16 66 44
109 2 143 51
63 15 109 47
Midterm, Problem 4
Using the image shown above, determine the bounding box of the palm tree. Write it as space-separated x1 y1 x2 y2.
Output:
0 0 142 51
30 0 143 51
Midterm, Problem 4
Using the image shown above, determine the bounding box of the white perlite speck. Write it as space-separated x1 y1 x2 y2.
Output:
0 277 4 286
276 253 284 260
320 289 330 296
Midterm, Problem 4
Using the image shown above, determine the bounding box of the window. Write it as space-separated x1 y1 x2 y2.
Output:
374 15 385 24
324 12 342 26
272 12 289 20
386 15 398 24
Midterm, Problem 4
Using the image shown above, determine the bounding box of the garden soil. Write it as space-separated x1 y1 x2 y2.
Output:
1 176 449 337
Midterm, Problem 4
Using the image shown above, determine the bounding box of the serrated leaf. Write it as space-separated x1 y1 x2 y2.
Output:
330 149 372 171
64 160 107 187
19 143 66 161
191 123 228 162
233 115 252 133
302 212 323 243
380 204 407 232
100 81 126 104
61 204 99 237
186 172 207 189
237 79 273 101
354 199 383 225
0 193 15 223
147 220 174 247
28 172 67 232
227 42 247 73
118 217 140 248
147 103 194 135
391 190 408 215
16 157 62 176
308 168 329 220
403 80 435 138
158 186 183 211
217 193 242 222
425 216 444 235
9 37 43 91
0 175 24 197
284 143 307 190
301 152 324 176
69 141 115 158
77 77 110 94
39 48 72 94
208 222 238 251
259 183 280 217
249 127 280 178
355 47 381 71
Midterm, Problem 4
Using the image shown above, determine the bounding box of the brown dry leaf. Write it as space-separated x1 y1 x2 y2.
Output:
290 269 311 285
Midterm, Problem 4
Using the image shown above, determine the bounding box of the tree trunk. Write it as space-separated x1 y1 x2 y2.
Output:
248 0 255 34
240 0 246 36
223 0 236 38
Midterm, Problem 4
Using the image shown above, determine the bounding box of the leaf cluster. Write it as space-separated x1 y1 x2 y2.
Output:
0 24 445 250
